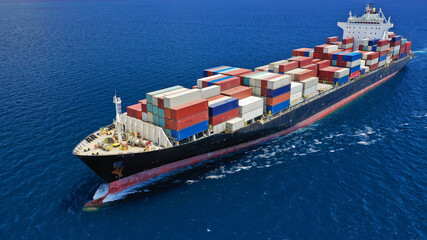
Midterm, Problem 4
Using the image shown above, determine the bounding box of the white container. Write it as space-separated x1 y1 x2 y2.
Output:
201 85 220 99
252 86 261 96
290 92 302 102
269 60 288 71
341 43 353 49
152 88 187 106
249 72 275 87
147 112 154 123
377 45 389 52
287 56 301 61
291 82 303 94
360 38 370 46
212 122 227 134
300 77 318 90
239 96 263 115
318 83 333 92
290 97 304 106
226 117 245 132
303 85 318 97
267 75 291 90
254 65 270 72
346 59 361 68
334 68 350 78
208 96 230 106
240 107 263 122
323 45 338 53
197 74 226 89
378 60 386 67
142 112 148 122
366 58 379 66
164 89 202 109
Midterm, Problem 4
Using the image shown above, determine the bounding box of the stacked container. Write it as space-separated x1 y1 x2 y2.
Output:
333 52 362 79
313 44 339 59
221 86 252 100
146 86 185 125
268 60 289 73
319 66 350 85
340 37 354 50
164 99 209 141
292 48 314 57
203 66 252 78
208 96 239 132
197 74 240 90
300 77 319 98
290 82 303 106
139 99 148 121
358 38 370 51
238 96 264 122
284 68 315 82
326 36 339 44
254 65 270 72
358 51 380 71
290 56 313 68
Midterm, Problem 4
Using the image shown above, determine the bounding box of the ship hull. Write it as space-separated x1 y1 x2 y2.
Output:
77 56 411 187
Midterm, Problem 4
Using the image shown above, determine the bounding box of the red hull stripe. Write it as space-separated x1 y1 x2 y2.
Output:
85 72 398 207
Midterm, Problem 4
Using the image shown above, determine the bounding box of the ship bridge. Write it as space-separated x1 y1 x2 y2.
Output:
337 4 393 50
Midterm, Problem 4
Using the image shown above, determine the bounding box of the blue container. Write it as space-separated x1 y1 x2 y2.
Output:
331 60 337 66
207 76 233 86
391 35 402 42
209 98 238 117
153 115 159 125
158 108 165 118
332 51 346 60
399 53 405 58
159 117 165 128
153 106 158 116
266 84 290 98
349 65 361 73
216 67 236 73
368 39 379 46
361 68 366 75
342 52 362 62
203 66 228 77
379 55 386 62
372 45 377 51
147 103 153 113
334 75 349 85
266 100 290 115
171 120 209 141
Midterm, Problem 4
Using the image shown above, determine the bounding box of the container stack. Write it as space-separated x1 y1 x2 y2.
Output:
406 41 412 54
318 66 350 85
197 74 240 90
208 96 239 133
238 96 264 122
221 86 252 100
290 56 313 68
201 85 221 99
203 66 252 78
284 68 315 82
313 44 339 60
339 37 354 50
290 82 303 106
335 52 362 79
359 51 380 71
399 38 408 59
268 60 289 73
277 61 298 74
164 99 209 141
254 65 270 72
300 77 319 98
146 86 185 125
226 117 245 132
358 38 370 51
127 103 143 120
390 35 402 60
326 36 339 44
292 48 314 57
139 99 148 121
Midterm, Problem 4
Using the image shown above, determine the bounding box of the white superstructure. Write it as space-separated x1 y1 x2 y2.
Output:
337 4 393 50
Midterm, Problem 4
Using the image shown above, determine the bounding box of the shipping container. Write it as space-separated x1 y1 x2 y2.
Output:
203 66 231 77
165 110 208 131
209 97 239 117
171 120 209 141
209 108 239 126
327 36 339 44
254 65 270 72
164 99 208 120
300 77 319 90
146 86 184 104
164 89 202 109
290 56 313 67
226 117 245 132
201 85 221 99
238 96 263 115
266 84 291 98
266 92 290 106
221 86 252 100
278 61 299 73
212 76 241 90
266 100 290 115
127 103 142 120
240 108 263 122
303 84 318 97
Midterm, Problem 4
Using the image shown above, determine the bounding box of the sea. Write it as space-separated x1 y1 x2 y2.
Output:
0 0 425 239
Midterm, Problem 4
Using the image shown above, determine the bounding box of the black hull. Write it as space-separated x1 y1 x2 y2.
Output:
77 56 412 183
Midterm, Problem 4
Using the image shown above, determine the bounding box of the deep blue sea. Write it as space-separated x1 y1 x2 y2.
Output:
0 0 426 239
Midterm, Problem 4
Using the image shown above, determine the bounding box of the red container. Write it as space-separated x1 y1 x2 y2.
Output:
290 56 313 67
164 99 208 120
302 63 318 73
369 63 378 71
201 74 226 88
314 44 329 53
390 40 401 47
349 71 360 79
221 86 252 100
327 36 339 44
312 59 321 63
138 99 148 113
388 33 396 38
294 69 315 82
213 76 240 90
313 52 320 59
377 39 389 47
379 50 387 57
260 75 280 88
315 60 331 70
209 108 239 126
342 37 354 44
165 110 208 131
366 52 380 60
400 43 407 53
292 48 313 56
319 66 341 78
266 92 290 106
406 41 412 53
358 45 364 51
127 103 142 120
279 61 298 73
223 68 253 78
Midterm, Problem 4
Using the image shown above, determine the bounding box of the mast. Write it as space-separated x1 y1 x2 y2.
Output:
113 94 123 144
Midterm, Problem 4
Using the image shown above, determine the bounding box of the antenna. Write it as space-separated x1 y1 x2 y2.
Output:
113 94 123 144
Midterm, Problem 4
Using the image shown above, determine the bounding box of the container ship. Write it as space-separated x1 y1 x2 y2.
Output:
74 4 413 208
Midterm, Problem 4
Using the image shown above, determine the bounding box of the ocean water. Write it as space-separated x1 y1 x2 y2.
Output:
0 0 426 239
